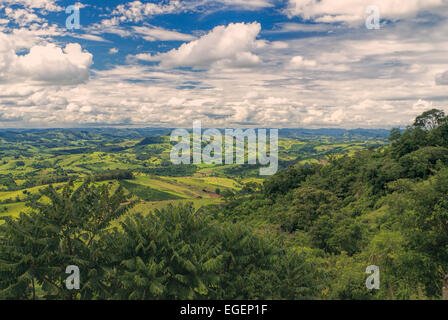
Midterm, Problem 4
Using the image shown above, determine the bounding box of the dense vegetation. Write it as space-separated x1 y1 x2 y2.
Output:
0 183 321 299
1 110 447 299
210 109 448 299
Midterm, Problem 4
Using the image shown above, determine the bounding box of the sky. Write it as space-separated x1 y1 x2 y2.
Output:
1 0 448 129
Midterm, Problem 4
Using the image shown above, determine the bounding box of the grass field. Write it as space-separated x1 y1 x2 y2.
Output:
0 129 389 221
119 180 183 201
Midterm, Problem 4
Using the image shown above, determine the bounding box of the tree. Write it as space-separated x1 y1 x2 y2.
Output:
263 164 316 198
389 128 401 142
105 203 324 300
399 146 448 179
390 126 428 158
0 180 135 300
388 168 448 297
278 188 339 233
413 109 446 131
106 203 222 300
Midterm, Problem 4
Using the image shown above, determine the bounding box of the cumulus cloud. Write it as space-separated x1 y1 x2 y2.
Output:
4 7 43 26
288 55 349 72
285 0 446 24
112 0 182 22
0 36 93 84
289 56 318 68
145 22 262 69
15 43 92 84
0 33 15 78
2 23 65 49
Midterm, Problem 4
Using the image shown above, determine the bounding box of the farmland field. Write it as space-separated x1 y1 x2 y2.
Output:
0 128 389 221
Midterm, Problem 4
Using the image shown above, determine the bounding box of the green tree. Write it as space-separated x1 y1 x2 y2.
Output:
0 181 135 300
278 188 339 233
413 109 446 131
106 203 323 300
387 168 448 297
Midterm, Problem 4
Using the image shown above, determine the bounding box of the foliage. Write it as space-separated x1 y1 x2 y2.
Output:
2 110 448 300
0 181 136 299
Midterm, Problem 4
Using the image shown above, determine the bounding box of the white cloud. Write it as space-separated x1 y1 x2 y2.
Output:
86 17 132 38
4 23 64 49
289 56 317 68
16 43 92 83
109 47 119 54
288 55 349 72
0 0 62 12
212 51 261 69
285 0 446 24
110 0 273 23
147 22 262 69
4 7 43 26
0 38 93 84
112 0 182 22
0 33 15 78
87 19 196 43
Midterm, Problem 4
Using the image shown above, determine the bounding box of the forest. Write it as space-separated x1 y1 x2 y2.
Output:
1 109 448 300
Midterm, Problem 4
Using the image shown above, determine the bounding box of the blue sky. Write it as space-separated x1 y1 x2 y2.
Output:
1 0 448 128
